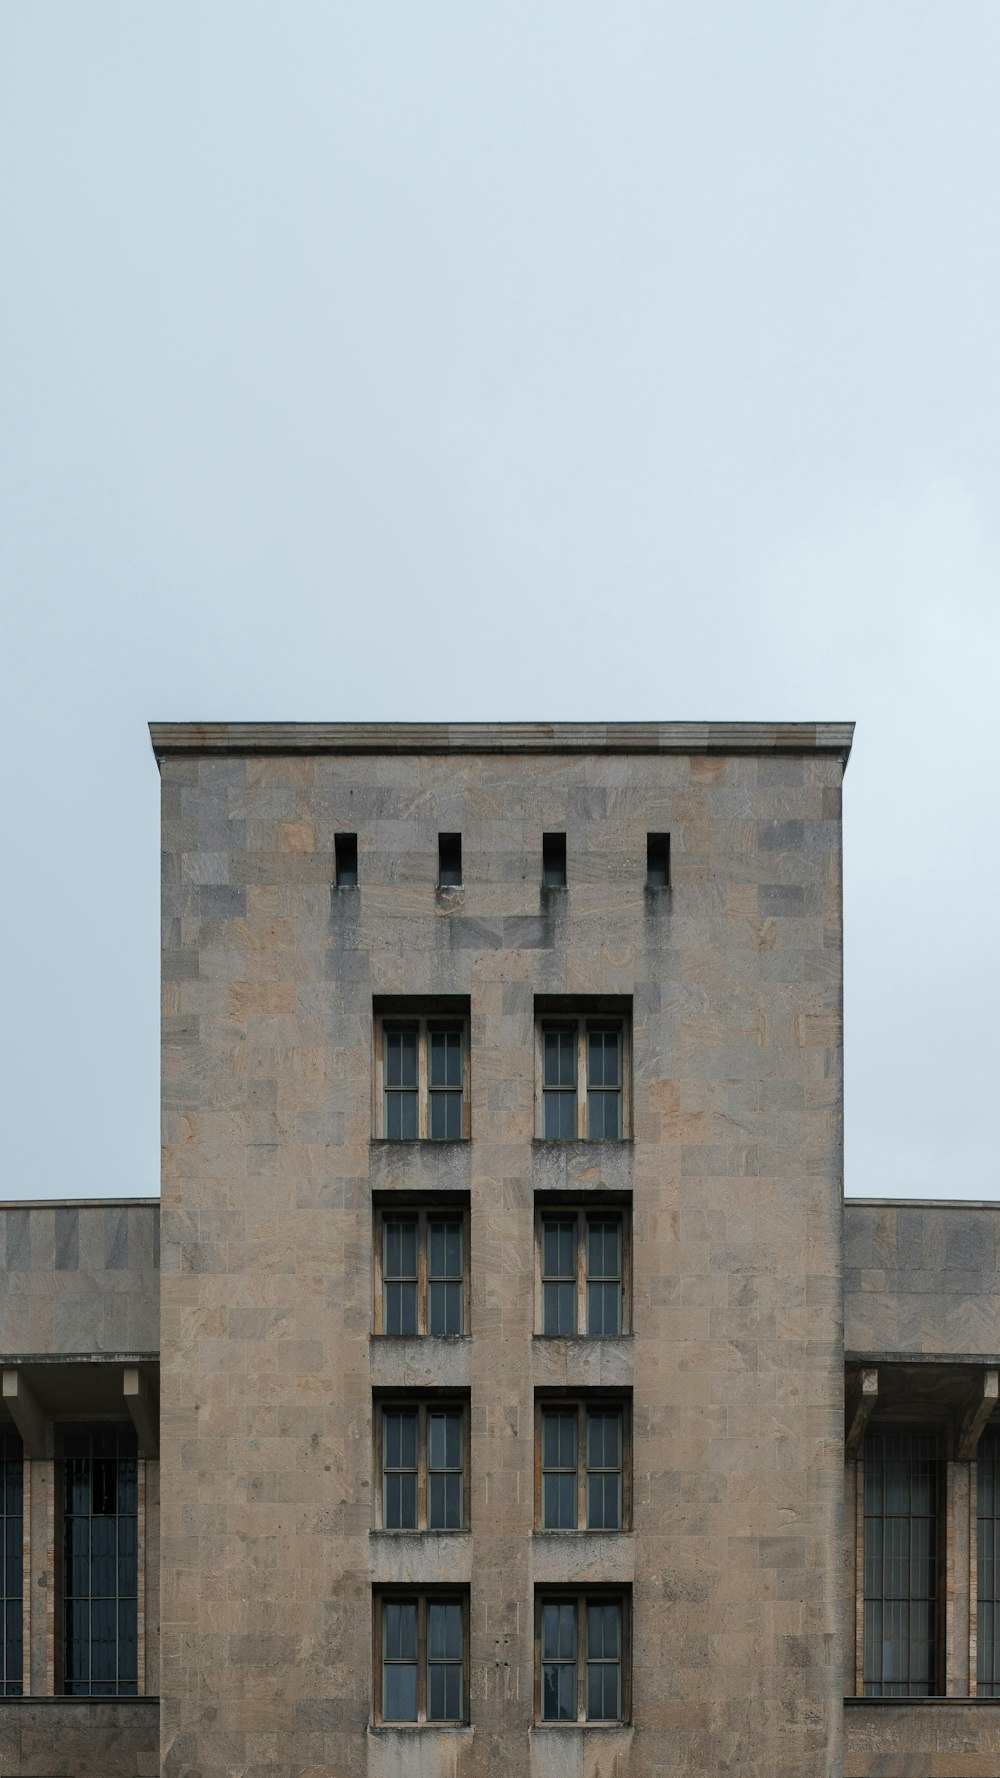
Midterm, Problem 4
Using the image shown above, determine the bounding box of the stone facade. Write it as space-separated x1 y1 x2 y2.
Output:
0 721 998 1777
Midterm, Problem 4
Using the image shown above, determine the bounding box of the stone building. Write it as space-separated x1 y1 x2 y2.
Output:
1 720 998 1778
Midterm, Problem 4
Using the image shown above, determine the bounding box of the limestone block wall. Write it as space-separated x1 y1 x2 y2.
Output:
0 1201 160 1355
0 1699 160 1778
845 1202 1000 1357
156 725 848 1778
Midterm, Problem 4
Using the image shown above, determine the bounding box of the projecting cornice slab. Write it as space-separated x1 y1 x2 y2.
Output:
150 720 855 761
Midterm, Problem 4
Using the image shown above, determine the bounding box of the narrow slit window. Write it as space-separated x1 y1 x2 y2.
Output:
978 1430 1000 1695
335 832 358 887
646 832 670 888
438 833 462 887
542 832 567 888
1 1429 23 1696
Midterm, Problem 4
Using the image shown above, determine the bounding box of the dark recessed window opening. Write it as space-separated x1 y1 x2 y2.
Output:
542 832 567 888
335 832 358 888
646 833 670 889
438 833 462 888
1 1428 23 1696
62 1427 138 1697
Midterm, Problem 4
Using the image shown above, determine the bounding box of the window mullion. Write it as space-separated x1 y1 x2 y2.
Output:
418 1406 427 1532
418 1022 429 1139
417 1212 428 1336
577 1211 586 1335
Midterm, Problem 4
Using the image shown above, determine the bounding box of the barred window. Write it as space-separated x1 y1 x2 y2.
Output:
536 1591 629 1723
375 1592 468 1723
863 1430 940 1697
1 1428 23 1697
62 1427 138 1697
978 1430 1000 1695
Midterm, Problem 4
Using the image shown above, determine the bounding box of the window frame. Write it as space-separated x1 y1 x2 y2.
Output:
534 1398 631 1533
373 1589 470 1725
533 1589 631 1725
373 1204 470 1338
978 1429 1000 1695
534 1205 631 1338
534 1015 630 1141
374 1015 471 1142
374 1397 470 1533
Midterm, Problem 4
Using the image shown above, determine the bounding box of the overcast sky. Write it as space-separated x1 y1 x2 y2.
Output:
1 5 997 1202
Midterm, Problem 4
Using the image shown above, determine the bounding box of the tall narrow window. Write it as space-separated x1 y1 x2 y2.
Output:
541 1410 578 1529
335 832 358 887
537 1592 629 1723
438 833 462 887
63 1427 138 1697
384 1028 419 1139
541 1218 577 1336
427 1216 463 1336
978 1430 1000 1695
542 1029 577 1138
429 1030 463 1139
383 1216 419 1335
376 1592 468 1723
586 1028 622 1139
542 832 567 888
586 1218 622 1336
1 1429 23 1696
646 832 670 888
863 1430 939 1696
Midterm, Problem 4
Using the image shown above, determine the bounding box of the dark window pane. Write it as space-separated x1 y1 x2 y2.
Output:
587 1092 620 1140
386 1091 418 1140
335 833 358 887
430 1092 462 1140
542 1601 576 1661
430 1031 462 1088
542 1663 576 1720
429 1219 461 1279
428 1280 462 1336
428 1601 462 1661
385 1281 417 1337
586 1282 620 1336
383 1661 417 1721
544 1093 577 1138
385 1030 417 1088
542 1282 576 1337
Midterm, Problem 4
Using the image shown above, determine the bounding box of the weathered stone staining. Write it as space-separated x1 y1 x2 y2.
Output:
1 719 999 1777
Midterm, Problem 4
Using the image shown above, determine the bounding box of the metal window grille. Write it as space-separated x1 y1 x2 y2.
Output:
541 1218 577 1335
1 1429 23 1697
427 1217 463 1335
63 1427 138 1697
863 1430 939 1696
978 1430 1000 1695
382 1217 418 1335
542 1029 577 1138
585 1216 622 1335
384 1028 419 1139
428 1030 463 1139
586 1411 622 1530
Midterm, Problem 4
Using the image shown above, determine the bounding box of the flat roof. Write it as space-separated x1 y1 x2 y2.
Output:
149 720 855 760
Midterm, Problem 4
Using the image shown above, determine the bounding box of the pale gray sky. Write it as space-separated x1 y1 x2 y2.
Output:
1 5 997 1201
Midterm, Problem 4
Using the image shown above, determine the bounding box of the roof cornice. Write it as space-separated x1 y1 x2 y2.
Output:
149 720 855 761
